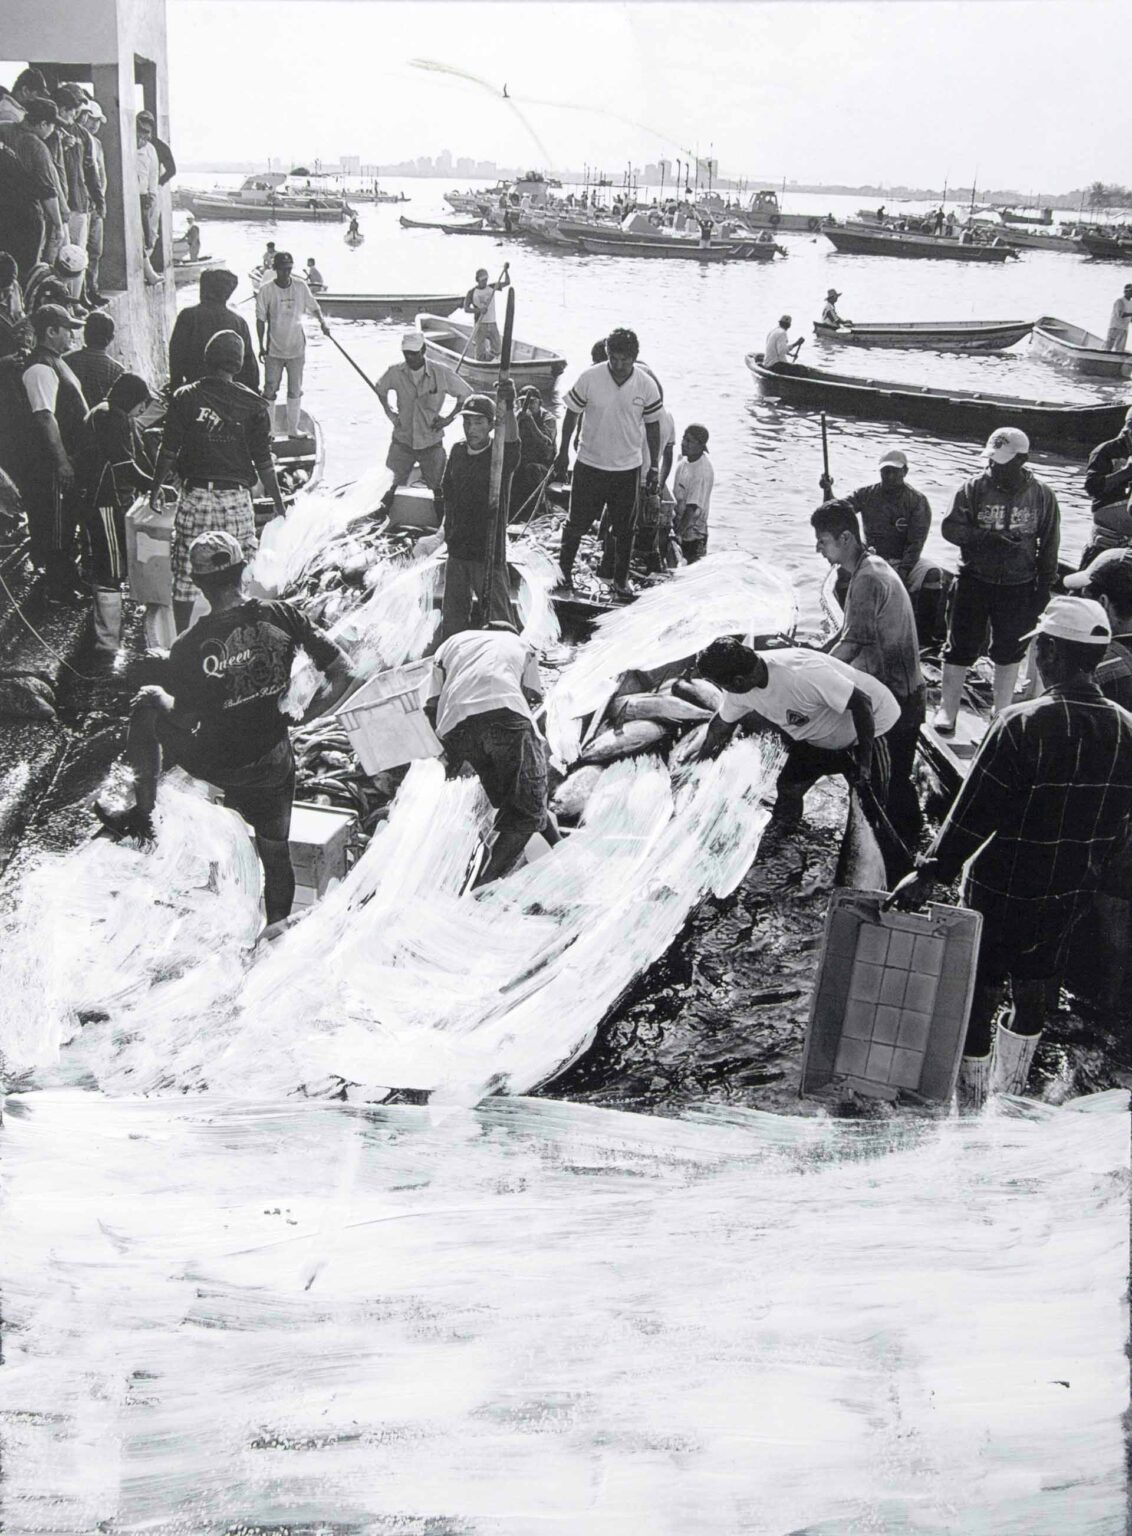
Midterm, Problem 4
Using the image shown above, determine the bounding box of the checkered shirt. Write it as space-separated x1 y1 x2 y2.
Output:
171 485 257 602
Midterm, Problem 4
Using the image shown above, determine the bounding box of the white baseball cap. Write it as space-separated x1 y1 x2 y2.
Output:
985 427 1030 464
878 449 908 469
1021 595 1111 645
401 329 426 352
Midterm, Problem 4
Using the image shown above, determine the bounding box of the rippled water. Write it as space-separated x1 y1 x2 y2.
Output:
185 180 1130 624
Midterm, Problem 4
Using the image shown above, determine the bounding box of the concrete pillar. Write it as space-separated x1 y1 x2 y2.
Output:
6 0 175 382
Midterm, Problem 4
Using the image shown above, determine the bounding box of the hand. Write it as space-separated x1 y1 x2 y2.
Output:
258 348 266 363
429 414 450 432
819 473 834 496
884 858 939 912
320 320 330 336
56 458 75 490
386 410 401 430
497 378 515 409
133 684 174 713
645 467 658 493
553 453 570 480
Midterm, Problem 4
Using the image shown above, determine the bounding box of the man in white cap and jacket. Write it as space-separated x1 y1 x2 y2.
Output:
934 427 1060 732
891 595 1132 1105
374 328 472 520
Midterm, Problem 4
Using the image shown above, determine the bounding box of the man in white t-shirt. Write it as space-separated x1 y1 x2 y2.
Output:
1104 284 1132 352
694 638 898 832
255 250 329 435
462 264 510 361
428 622 559 885
763 314 803 369
672 423 714 563
554 326 664 598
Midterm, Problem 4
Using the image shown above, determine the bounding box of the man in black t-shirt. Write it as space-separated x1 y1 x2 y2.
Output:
97 530 355 924
427 384 520 640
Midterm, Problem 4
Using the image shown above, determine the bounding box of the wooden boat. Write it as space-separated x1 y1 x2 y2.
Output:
577 236 775 263
813 318 1033 352
999 207 1053 226
315 292 463 322
416 312 566 389
399 215 484 233
253 405 325 529
745 353 1130 459
1000 228 1082 253
1080 231 1132 260
171 257 220 288
1032 316 1132 380
824 226 1018 262
186 193 345 223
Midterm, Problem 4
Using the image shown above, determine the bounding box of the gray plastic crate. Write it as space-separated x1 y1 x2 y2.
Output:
800 889 982 1103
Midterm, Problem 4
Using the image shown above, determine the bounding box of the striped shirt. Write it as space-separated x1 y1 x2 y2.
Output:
564 362 663 472
931 682 1132 974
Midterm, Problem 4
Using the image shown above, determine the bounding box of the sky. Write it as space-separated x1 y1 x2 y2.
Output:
166 0 1124 192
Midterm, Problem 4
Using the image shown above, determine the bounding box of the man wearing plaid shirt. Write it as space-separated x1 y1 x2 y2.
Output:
892 597 1132 1104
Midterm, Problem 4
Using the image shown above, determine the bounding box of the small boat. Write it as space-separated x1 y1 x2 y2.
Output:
1080 231 1132 261
344 231 365 246
813 318 1033 352
187 193 346 223
577 236 775 263
1032 316 1132 380
254 404 324 529
399 215 484 233
315 292 463 322
416 313 566 389
999 207 1053 226
745 353 1129 459
824 226 1018 262
171 257 221 288
999 228 1082 253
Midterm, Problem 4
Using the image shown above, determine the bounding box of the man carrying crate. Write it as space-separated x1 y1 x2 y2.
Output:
95 531 356 925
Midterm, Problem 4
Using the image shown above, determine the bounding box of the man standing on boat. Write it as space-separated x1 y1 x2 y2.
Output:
463 265 510 362
255 250 329 437
891 596 1132 1105
374 328 473 521
763 314 804 368
846 450 935 595
934 428 1060 733
1103 283 1132 352
553 325 663 600
169 268 259 393
1081 405 1132 567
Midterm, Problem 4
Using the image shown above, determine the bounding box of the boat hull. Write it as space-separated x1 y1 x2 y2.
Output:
577 236 774 262
254 406 324 528
171 257 220 287
399 215 484 233
1003 229 1081 252
316 293 463 322
187 195 345 223
813 319 1033 352
1080 232 1132 260
416 313 566 388
824 227 1016 262
746 353 1128 459
1032 317 1132 380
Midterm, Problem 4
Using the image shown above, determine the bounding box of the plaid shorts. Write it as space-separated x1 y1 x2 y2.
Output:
171 486 257 602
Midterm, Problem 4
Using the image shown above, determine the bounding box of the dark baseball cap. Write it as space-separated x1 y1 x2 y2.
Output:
460 393 495 423
24 97 59 126
52 83 86 110
30 303 83 335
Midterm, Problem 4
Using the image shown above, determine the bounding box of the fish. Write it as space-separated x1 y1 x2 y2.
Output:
550 764 606 821
612 693 712 726
669 722 709 769
672 676 723 713
579 719 670 765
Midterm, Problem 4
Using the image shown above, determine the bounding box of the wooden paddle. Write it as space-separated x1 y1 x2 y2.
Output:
475 286 516 630
819 411 834 500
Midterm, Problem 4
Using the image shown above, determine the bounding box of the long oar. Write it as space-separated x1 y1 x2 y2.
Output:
476 285 516 630
453 262 509 378
819 410 834 499
325 328 383 399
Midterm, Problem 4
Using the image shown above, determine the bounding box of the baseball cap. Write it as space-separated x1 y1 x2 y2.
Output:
460 393 495 422
202 329 245 371
188 530 245 578
1021 595 1111 645
79 98 106 123
878 449 908 469
30 303 83 335
401 329 426 352
52 83 86 110
24 98 59 126
826 288 842 299
56 243 88 275
1063 547 1132 601
985 427 1030 464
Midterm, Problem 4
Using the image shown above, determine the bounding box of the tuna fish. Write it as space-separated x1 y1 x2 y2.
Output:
669 721 710 769
672 676 724 713
579 719 671 765
612 693 712 727
550 764 606 821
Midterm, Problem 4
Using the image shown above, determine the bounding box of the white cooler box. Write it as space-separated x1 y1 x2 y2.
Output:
288 802 356 909
338 658 443 776
125 500 175 605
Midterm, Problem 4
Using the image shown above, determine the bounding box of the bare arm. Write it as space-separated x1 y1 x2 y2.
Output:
556 408 580 471
32 411 73 486
846 687 876 781
644 419 660 478
301 654 355 724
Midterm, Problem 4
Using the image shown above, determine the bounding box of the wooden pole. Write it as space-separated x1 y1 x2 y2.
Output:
820 412 833 499
477 286 516 629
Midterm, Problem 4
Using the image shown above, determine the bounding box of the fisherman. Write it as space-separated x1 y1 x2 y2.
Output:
347 214 360 239
374 327 473 520
844 449 935 595
462 264 510 362
255 250 329 437
512 383 556 514
169 268 259 392
697 215 714 247
135 110 161 285
304 257 325 291
182 213 201 261
64 309 124 408
149 329 284 632
0 96 67 277
890 596 1132 1104
1103 284 1132 352
1081 405 1132 566
763 314 804 368
76 93 108 304
96 529 355 927
554 325 664 599
811 499 925 842
79 371 152 656
427 621 560 886
820 289 850 328
261 240 276 270
934 428 1060 733
672 423 713 564
421 385 520 640
693 637 899 835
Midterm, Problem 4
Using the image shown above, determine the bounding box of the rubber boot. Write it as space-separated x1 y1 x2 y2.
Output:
143 603 177 649
991 1023 1041 1096
933 662 967 735
285 396 302 436
91 586 123 655
558 524 582 588
956 1053 991 1109
991 661 1021 715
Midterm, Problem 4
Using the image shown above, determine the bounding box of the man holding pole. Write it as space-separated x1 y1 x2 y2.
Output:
255 251 329 436
463 264 510 361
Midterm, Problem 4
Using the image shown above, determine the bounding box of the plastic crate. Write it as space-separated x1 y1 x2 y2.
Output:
800 889 982 1103
337 658 442 775
125 500 174 605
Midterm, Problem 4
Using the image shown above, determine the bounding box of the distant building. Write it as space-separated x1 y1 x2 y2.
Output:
437 149 454 175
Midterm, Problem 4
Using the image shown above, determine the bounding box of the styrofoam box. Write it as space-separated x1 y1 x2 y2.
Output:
289 802 356 902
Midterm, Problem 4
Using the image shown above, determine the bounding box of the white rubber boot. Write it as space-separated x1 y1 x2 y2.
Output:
143 603 177 650
91 586 123 655
991 661 1021 715
285 396 302 436
956 1053 991 1109
991 1024 1041 1096
933 662 967 734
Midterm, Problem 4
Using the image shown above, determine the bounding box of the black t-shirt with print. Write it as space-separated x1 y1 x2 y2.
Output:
165 599 344 772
